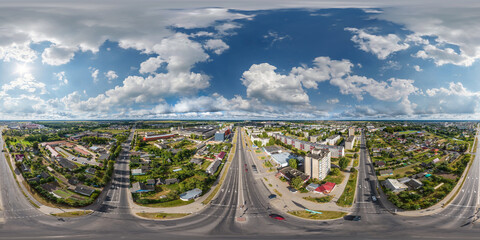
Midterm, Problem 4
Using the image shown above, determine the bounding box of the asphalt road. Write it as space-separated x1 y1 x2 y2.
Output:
1 127 480 239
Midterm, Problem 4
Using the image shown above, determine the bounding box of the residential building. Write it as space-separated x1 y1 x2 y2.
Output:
345 135 356 150
46 145 59 158
165 178 178 185
190 158 203 165
131 168 145 176
179 188 202 201
349 127 355 136
304 149 331 181
130 182 154 193
405 178 423 190
206 160 221 175
326 135 340 145
379 169 393 176
74 185 95 196
271 133 344 157
57 158 77 171
215 151 226 161
251 135 269 146
375 161 386 167
383 179 408 193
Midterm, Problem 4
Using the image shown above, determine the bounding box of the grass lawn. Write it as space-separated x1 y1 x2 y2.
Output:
263 160 273 168
336 171 358 207
136 212 190 219
397 130 417 135
392 163 419 177
323 173 345 185
51 210 92 217
274 189 282 197
353 159 359 167
53 189 72 198
138 199 194 208
288 210 347 220
303 196 333 203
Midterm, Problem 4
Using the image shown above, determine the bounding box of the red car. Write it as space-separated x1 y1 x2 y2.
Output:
269 214 285 220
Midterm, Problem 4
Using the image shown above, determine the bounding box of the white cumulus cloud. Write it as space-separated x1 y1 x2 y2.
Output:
204 39 229 55
345 27 409 59
105 70 118 81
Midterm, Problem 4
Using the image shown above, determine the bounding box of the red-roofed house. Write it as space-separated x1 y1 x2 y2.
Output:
15 154 25 162
216 151 226 161
315 182 336 194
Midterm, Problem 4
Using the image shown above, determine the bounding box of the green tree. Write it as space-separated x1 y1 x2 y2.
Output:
339 157 349 170
331 168 341 176
289 158 298 169
290 176 303 189
267 137 275 146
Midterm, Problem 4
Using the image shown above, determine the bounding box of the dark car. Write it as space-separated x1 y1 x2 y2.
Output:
344 215 362 221
269 214 285 220
268 194 277 199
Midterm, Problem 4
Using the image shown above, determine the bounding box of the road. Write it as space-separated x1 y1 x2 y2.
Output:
1 127 480 239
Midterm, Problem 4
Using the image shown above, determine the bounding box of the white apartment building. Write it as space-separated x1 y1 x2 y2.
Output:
345 135 356 150
326 135 340 145
349 127 355 136
304 149 331 181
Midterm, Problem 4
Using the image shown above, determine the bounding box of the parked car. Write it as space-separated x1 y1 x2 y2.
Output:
288 187 298 193
344 215 362 221
268 194 277 199
371 195 377 202
269 214 285 220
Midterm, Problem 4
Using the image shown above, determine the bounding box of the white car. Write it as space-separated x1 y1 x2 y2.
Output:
371 195 377 202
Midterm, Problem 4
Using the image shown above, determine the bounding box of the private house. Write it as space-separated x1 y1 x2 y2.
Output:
383 179 408 193
74 185 95 196
179 188 202 201
379 169 393 176
130 182 154 193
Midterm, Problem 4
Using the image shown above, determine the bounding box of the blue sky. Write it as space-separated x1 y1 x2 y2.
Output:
1 1 480 120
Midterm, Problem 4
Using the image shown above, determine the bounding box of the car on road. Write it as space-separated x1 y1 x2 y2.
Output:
268 194 277 199
344 215 361 221
287 187 297 193
269 214 285 220
371 195 377 202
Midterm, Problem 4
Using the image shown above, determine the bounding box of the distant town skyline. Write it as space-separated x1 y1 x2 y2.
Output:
0 1 479 120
